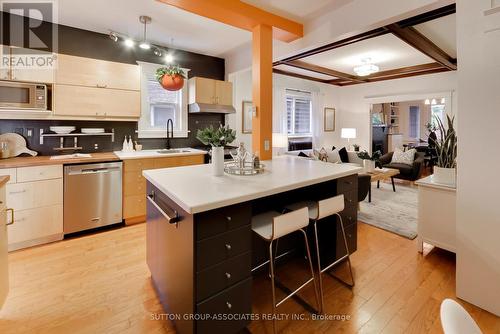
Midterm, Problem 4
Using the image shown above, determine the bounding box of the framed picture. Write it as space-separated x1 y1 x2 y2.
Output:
242 101 253 134
324 107 336 132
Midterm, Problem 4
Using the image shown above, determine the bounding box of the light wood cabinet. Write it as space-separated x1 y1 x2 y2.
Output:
55 53 140 91
122 155 205 224
188 77 233 106
1 45 55 83
0 181 8 308
53 84 140 118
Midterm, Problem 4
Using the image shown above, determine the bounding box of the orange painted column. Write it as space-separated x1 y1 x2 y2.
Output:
252 24 273 160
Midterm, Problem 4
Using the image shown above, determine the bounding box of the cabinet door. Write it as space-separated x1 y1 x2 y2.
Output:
215 80 233 106
192 77 215 104
9 47 55 83
0 45 9 80
0 186 8 309
55 54 140 91
54 84 140 118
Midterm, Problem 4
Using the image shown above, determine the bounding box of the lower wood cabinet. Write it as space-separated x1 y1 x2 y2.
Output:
122 155 205 224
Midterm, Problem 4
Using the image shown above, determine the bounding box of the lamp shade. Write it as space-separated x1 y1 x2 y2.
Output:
272 133 288 148
341 128 357 139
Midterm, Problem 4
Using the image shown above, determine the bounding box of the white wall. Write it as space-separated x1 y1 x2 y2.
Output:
455 0 500 316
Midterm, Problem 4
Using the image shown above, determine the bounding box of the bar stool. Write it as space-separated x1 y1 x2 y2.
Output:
285 194 355 313
251 207 320 334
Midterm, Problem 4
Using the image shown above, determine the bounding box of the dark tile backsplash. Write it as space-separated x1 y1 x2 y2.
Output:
0 114 224 156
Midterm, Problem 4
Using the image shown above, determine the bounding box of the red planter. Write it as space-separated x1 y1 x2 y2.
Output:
160 74 184 91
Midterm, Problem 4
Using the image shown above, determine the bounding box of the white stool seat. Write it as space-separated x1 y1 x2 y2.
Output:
285 201 318 220
440 299 482 334
251 211 282 240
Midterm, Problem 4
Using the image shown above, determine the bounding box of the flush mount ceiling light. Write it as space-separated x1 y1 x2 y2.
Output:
353 58 380 76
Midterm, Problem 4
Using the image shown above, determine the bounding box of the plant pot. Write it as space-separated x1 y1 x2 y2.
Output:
363 159 375 173
433 167 456 185
211 146 225 176
160 74 184 91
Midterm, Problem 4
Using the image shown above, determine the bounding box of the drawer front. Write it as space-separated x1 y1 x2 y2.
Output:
340 205 357 227
196 203 252 240
337 174 357 194
196 252 251 302
342 189 357 208
6 178 63 211
336 222 357 259
196 277 252 334
0 168 16 184
153 155 205 169
123 159 155 172
123 171 146 196
0 185 5 210
7 204 63 246
197 225 251 271
17 165 62 183
123 194 146 219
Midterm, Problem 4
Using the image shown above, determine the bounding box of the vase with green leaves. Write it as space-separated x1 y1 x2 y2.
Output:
430 114 457 184
196 125 236 176
357 150 381 173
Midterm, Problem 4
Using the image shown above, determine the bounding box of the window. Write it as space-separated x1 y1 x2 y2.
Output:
431 104 445 128
138 62 188 138
409 106 420 139
286 90 312 136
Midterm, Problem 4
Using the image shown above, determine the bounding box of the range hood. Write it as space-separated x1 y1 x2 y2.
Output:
188 103 235 114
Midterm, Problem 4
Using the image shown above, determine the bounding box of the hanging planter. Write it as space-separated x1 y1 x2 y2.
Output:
156 64 186 91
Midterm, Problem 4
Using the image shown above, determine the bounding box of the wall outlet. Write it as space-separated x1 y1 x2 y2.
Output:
264 139 270 151
26 128 34 137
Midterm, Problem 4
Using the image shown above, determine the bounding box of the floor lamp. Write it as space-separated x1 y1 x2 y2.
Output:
341 128 357 151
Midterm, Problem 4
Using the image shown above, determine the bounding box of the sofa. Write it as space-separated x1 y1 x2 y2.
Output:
378 151 425 181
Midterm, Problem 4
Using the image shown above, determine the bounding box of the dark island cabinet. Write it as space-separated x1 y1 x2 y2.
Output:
146 182 252 334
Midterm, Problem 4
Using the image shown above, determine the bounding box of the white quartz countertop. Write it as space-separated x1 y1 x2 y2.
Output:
143 156 363 214
114 148 207 160
415 175 456 191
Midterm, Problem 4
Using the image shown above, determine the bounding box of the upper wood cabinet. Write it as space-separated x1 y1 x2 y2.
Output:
1 45 55 83
55 54 140 91
188 77 233 106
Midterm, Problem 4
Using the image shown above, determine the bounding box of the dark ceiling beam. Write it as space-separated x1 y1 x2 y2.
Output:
285 60 368 83
272 68 330 84
387 24 457 70
397 4 456 28
364 62 444 79
339 67 450 86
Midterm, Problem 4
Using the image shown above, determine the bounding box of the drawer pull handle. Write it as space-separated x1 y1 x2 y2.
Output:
6 208 14 226
226 216 232 221
226 302 232 310
225 272 231 279
9 190 26 195
225 244 232 251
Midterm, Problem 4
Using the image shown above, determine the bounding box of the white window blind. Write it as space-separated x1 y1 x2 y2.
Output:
286 90 312 136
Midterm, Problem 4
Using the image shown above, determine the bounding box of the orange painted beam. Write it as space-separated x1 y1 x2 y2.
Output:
252 24 273 160
156 0 303 42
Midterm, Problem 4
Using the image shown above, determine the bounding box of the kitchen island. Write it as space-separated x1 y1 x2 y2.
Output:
143 156 362 334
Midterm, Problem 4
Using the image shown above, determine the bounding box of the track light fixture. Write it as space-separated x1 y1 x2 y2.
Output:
109 31 118 42
153 48 162 57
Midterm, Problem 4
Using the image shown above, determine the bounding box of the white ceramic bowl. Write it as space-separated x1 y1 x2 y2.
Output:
50 126 75 134
81 128 105 134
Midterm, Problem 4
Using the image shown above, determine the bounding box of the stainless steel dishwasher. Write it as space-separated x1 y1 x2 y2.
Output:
64 161 123 234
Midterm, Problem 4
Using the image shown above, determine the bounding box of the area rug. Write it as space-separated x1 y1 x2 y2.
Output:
358 182 418 239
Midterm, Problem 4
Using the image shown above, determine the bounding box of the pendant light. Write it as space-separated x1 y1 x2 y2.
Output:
354 58 380 76
425 99 431 105
139 16 151 50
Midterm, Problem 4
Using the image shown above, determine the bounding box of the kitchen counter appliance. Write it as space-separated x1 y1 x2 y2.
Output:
63 161 122 234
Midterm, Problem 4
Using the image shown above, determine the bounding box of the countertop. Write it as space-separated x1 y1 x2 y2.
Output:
143 155 363 214
415 175 456 191
114 148 207 160
0 175 9 187
0 152 120 168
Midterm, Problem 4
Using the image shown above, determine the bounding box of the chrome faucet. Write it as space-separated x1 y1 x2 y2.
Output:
166 119 173 150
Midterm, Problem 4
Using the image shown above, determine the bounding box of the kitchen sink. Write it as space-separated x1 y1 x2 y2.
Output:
156 149 191 154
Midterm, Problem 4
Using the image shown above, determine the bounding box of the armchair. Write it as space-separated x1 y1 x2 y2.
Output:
378 151 424 181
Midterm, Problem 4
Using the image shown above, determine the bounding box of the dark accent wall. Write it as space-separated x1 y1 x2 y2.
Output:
0 12 226 155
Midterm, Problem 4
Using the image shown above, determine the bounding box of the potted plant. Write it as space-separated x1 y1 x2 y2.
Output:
353 144 360 152
156 64 186 91
357 150 382 173
196 125 236 176
431 115 457 184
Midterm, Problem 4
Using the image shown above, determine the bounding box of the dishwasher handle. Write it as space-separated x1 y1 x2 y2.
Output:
147 191 180 227
69 167 121 175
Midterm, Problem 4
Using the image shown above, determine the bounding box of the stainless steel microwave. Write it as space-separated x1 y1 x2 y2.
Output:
0 81 47 110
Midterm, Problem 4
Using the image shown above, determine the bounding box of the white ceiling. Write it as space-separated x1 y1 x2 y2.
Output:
241 0 346 21
301 34 435 76
54 0 251 57
414 13 457 58
274 64 338 80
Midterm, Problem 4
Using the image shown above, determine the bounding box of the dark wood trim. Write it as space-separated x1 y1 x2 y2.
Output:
387 24 457 70
364 62 444 79
284 60 368 83
339 67 450 86
397 4 456 28
273 68 330 84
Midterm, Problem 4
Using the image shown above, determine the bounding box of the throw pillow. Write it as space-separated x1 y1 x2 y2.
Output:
391 148 416 165
338 147 349 163
327 148 342 163
298 151 309 157
313 148 328 162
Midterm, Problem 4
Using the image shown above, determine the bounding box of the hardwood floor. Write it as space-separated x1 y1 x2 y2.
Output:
0 223 498 334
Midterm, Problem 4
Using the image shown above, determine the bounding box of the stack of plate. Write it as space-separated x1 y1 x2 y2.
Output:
81 128 105 134
50 126 75 134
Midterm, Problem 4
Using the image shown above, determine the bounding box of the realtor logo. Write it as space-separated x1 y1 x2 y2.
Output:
0 0 58 71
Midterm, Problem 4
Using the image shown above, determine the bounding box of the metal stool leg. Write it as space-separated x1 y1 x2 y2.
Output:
268 241 278 334
327 213 355 287
313 221 325 314
300 229 321 315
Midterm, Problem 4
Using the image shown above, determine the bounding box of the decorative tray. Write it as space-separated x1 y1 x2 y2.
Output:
224 161 265 176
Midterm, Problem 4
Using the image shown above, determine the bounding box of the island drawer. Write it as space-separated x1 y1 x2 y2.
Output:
196 251 251 302
196 225 251 271
336 222 357 259
196 277 252 334
195 203 252 241
337 174 358 194
340 206 357 227
342 189 357 208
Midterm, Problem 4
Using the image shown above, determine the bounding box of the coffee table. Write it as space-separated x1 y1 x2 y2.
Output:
362 168 400 202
